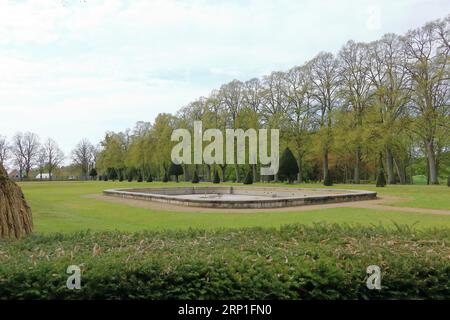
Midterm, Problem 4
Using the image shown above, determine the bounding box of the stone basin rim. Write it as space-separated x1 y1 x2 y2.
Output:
103 186 377 209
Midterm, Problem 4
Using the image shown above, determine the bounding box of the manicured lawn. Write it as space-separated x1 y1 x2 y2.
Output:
286 182 450 210
19 181 450 234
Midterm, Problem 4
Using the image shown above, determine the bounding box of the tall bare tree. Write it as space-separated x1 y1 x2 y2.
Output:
261 71 289 128
241 78 264 180
367 34 411 184
308 52 341 183
42 138 65 180
402 22 450 184
219 80 244 182
12 132 41 180
285 65 314 182
339 41 373 183
72 139 95 179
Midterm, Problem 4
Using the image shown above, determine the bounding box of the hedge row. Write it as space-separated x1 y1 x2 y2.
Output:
1 224 450 299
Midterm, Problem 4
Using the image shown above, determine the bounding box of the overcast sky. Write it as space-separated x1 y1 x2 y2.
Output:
0 0 449 157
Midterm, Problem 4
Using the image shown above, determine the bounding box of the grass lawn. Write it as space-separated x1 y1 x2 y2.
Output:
19 181 450 234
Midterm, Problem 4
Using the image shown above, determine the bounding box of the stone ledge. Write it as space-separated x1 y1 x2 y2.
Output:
103 186 377 209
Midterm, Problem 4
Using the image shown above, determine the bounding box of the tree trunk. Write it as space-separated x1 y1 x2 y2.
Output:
297 160 302 183
220 164 226 182
0 164 33 238
385 146 395 184
426 141 439 185
323 148 329 183
234 164 240 183
252 164 257 184
183 165 188 182
393 158 406 184
206 165 211 182
354 148 361 184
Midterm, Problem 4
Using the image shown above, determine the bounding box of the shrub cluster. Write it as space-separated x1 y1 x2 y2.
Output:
1 224 450 299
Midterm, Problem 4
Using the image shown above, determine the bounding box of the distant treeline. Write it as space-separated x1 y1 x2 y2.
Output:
95 16 450 184
1 16 449 184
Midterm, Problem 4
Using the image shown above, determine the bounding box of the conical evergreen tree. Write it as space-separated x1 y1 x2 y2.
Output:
278 147 299 183
89 168 97 180
192 170 200 184
376 154 386 187
162 171 169 182
213 170 220 184
323 171 333 186
168 162 184 183
243 170 253 185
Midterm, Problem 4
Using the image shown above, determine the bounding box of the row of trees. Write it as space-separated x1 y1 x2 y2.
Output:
0 133 64 180
0 133 97 180
2 16 448 184
95 16 450 185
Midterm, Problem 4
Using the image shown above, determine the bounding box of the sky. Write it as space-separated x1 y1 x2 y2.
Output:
0 0 449 158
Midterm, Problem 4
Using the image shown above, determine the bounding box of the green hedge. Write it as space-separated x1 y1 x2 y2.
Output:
1 224 450 299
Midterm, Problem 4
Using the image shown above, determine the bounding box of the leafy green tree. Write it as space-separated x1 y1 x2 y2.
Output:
96 133 126 174
278 148 299 183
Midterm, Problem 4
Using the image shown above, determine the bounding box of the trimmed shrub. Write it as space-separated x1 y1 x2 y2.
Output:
323 171 333 186
89 168 97 180
146 174 153 183
278 148 299 183
376 168 386 187
168 163 184 183
447 176 450 187
213 170 220 184
243 170 253 185
137 172 143 182
162 171 169 183
192 170 200 184
103 174 108 181
1 225 450 299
